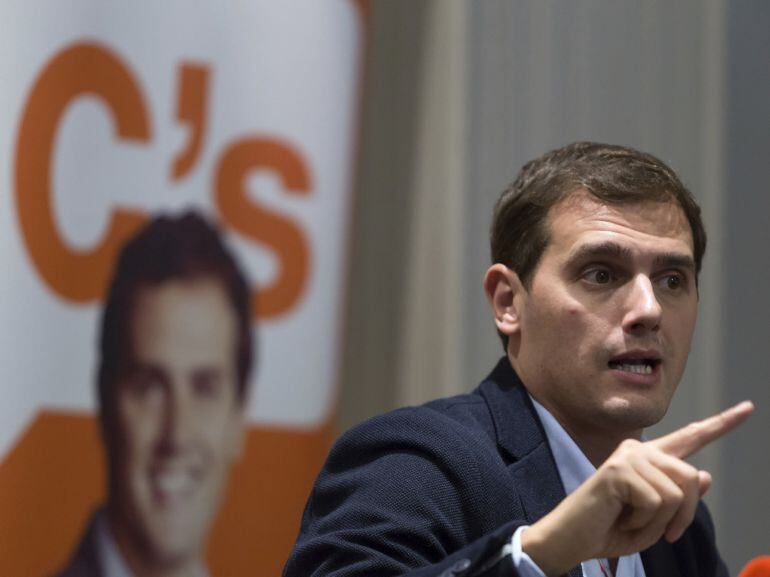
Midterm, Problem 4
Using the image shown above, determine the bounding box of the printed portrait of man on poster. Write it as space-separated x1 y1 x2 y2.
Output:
57 212 254 577
0 2 364 575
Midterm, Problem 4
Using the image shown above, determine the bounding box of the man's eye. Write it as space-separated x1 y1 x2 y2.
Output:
127 375 162 396
121 372 165 409
192 372 224 399
583 269 613 284
659 273 685 291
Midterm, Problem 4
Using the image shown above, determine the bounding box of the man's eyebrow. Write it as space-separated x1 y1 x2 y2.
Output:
123 362 166 380
653 252 696 272
565 241 695 272
565 242 634 264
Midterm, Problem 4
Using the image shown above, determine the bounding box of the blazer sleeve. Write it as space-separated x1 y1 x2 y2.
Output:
283 407 524 577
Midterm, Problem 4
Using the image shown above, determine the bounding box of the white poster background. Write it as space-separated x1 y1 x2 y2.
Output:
0 1 363 459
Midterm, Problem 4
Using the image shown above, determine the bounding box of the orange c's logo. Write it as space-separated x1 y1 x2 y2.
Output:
13 41 312 318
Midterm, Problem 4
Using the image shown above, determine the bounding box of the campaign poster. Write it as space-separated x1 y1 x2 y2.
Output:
0 2 365 575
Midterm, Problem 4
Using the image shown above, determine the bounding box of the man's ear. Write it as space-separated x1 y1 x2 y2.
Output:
483 263 524 337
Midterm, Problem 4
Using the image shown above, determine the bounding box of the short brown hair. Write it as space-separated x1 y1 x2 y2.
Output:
97 211 254 424
490 141 706 347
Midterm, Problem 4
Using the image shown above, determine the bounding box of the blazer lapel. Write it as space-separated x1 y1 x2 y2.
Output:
642 539 683 577
480 358 582 577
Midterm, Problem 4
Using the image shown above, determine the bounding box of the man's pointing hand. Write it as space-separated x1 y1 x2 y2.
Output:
652 401 754 459
521 401 754 577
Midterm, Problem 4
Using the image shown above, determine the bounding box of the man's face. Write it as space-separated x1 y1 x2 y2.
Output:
107 278 244 568
510 192 698 443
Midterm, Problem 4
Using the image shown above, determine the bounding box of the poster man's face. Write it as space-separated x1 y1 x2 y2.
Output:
107 278 244 568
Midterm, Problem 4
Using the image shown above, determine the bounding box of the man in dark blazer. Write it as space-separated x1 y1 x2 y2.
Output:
284 142 753 577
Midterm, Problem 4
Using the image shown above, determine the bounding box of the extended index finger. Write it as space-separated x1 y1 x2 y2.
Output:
651 401 754 459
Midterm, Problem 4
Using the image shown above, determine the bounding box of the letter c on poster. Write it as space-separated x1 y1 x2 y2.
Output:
15 42 151 302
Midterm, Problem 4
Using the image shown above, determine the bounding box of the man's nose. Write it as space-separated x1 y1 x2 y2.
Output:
158 388 193 453
622 274 662 334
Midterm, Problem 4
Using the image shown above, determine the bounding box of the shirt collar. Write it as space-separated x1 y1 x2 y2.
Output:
528 394 647 577
529 394 596 495
94 511 134 577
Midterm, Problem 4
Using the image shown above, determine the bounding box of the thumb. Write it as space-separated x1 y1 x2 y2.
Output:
698 470 712 497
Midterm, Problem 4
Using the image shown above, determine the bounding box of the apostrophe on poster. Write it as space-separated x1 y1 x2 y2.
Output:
14 40 312 319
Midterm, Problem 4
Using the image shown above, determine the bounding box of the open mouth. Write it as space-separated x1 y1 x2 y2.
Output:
608 358 661 375
150 467 198 505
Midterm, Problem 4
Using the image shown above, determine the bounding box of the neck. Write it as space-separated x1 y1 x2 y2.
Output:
508 357 645 467
106 506 203 577
558 420 642 468
522 389 643 467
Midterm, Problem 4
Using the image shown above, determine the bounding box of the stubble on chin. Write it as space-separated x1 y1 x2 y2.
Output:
596 394 670 434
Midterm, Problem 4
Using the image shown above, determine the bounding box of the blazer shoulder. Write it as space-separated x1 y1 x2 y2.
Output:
332 390 498 464
287 391 526 577
51 513 103 577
